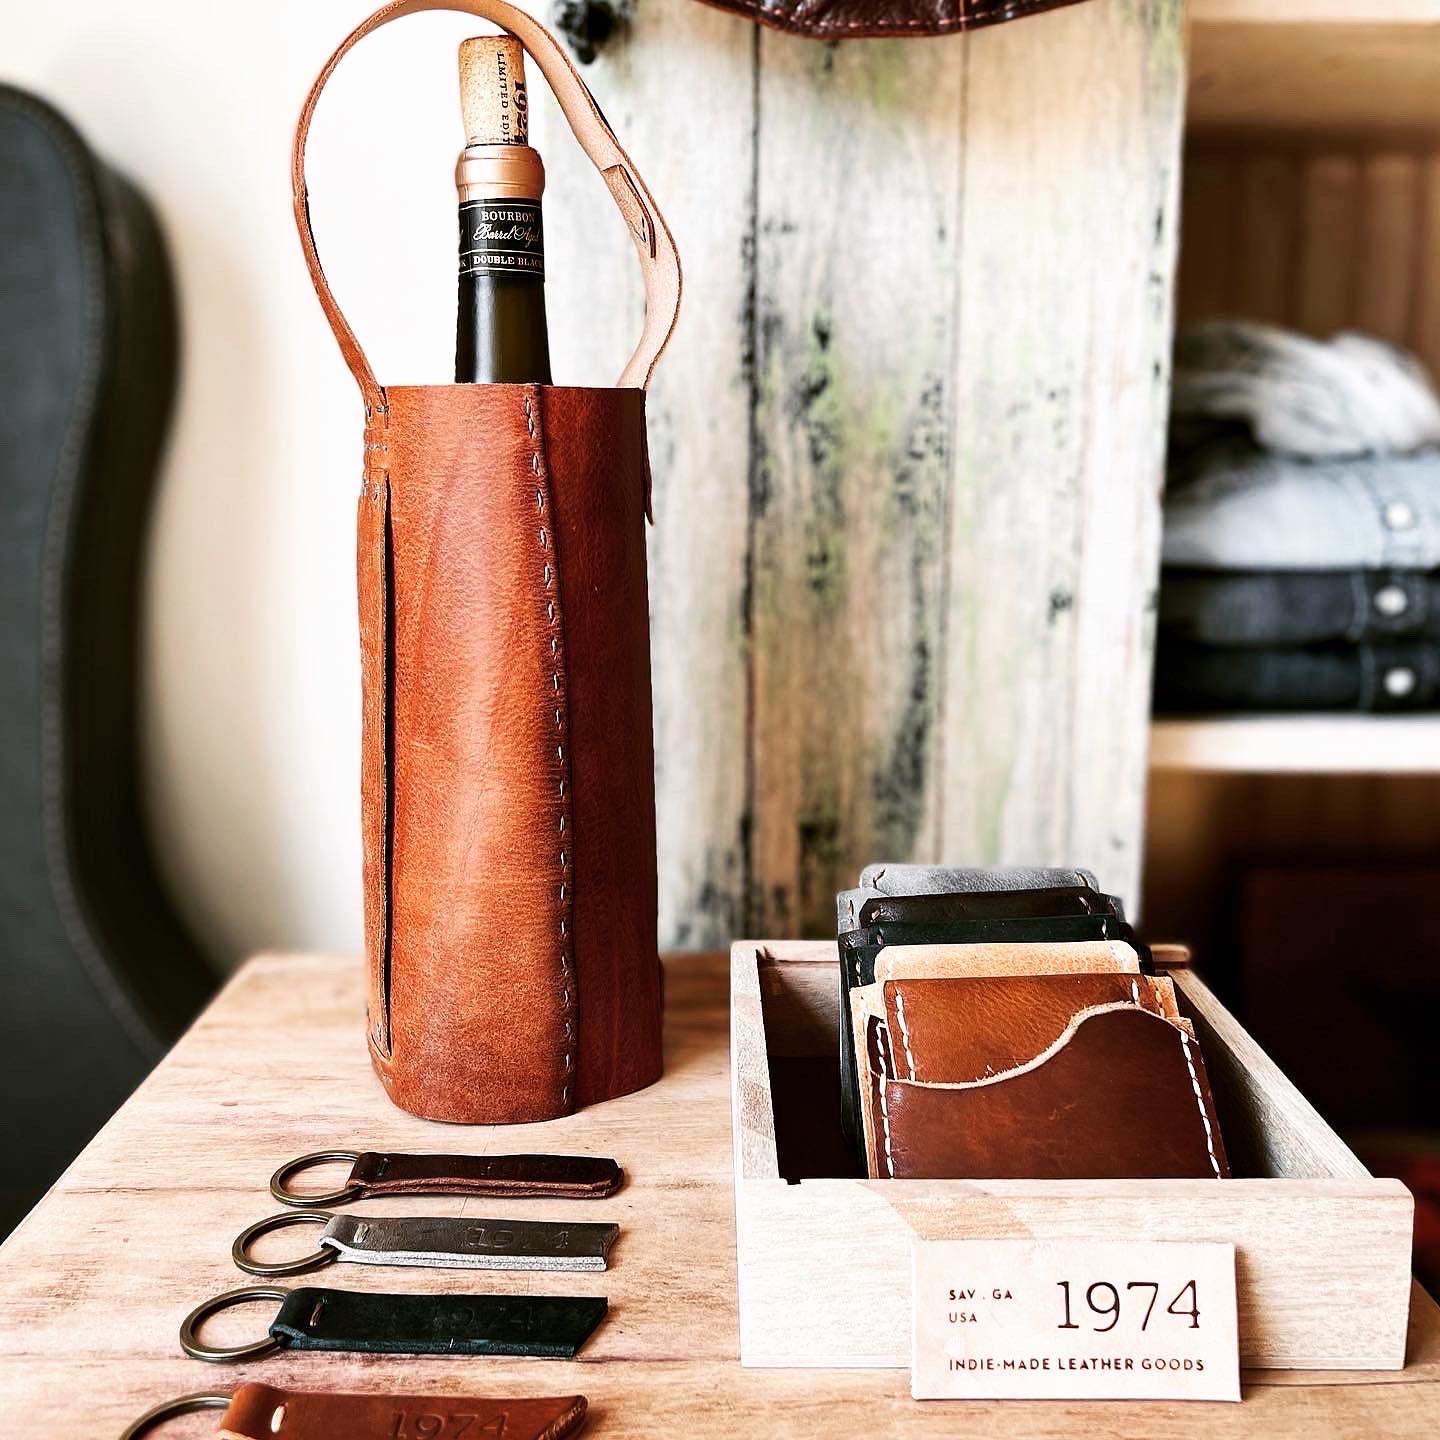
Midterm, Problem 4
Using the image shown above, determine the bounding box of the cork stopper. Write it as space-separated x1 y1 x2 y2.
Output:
459 36 530 146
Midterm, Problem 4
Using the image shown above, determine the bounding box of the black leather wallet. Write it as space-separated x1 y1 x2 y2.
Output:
854 885 1125 931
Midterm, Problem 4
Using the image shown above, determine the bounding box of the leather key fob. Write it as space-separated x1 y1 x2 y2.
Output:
122 1384 588 1440
272 1288 608 1358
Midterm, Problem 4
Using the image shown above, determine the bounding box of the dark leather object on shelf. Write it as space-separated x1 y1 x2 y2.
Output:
0 84 215 1237
694 0 1092 41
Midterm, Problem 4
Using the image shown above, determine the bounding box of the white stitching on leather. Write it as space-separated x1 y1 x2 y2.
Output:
893 987 918 1080
526 391 576 1104
1180 1032 1222 1178
876 1021 898 1178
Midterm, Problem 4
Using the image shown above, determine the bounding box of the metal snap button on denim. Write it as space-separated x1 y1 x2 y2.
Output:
1383 501 1416 531
1384 666 1417 698
1374 584 1409 617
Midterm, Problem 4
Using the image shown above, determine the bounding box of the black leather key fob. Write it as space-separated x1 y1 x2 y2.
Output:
271 1288 608 1359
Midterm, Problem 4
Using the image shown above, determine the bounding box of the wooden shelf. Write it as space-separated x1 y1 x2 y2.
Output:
1151 716 1440 774
1189 2 1440 137
1192 1 1440 19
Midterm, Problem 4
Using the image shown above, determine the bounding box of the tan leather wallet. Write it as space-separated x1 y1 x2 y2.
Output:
852 969 1229 1181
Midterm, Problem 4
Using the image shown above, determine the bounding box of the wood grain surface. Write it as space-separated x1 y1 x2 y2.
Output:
538 0 1185 944
4 952 1439 1436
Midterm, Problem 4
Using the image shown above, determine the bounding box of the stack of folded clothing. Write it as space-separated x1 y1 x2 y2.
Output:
1156 322 1440 713
834 863 1229 1181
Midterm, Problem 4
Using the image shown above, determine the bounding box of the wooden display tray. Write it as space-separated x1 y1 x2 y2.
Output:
731 940 1415 1371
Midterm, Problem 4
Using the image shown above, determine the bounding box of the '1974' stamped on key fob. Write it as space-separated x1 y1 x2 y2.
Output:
911 1238 1240 1402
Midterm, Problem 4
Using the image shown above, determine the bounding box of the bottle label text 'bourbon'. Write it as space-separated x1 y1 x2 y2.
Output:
459 198 545 278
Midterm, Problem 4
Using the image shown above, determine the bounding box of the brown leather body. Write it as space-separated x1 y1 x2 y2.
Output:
695 0 1090 40
299 3 682 1126
221 1383 587 1440
360 384 662 1123
865 1005 1230 1180
879 973 1177 1082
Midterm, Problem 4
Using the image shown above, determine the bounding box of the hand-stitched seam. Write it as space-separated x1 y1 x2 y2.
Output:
877 1021 898 1178
893 987 918 1080
1179 1033 1223 1179
526 390 576 1111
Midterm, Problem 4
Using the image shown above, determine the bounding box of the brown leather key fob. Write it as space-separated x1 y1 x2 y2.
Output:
270 1150 623 1207
122 1383 588 1439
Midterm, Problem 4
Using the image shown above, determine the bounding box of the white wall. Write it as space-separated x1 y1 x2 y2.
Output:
5 2 594 968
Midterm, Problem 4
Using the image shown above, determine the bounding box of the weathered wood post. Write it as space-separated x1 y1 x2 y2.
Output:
543 0 1187 943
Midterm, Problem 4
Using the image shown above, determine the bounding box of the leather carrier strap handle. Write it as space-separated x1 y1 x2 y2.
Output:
292 0 682 414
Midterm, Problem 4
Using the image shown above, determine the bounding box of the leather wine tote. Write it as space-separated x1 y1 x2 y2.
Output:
293 0 679 1124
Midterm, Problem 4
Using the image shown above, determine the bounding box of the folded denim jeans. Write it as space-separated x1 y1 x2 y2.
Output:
1163 439 1440 572
1160 569 1440 647
1153 639 1440 713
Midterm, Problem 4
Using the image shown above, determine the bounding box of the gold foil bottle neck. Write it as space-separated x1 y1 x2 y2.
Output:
459 35 530 146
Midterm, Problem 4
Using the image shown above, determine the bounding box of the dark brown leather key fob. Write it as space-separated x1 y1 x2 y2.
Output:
270 1150 623 1207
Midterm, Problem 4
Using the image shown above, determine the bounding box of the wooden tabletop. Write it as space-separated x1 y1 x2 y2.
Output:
4 952 1439 1436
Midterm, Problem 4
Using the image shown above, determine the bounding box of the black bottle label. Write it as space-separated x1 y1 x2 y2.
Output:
459 199 545 278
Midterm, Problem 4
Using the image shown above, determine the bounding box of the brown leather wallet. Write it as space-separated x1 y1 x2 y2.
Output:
857 985 1228 1181
878 972 1178 1081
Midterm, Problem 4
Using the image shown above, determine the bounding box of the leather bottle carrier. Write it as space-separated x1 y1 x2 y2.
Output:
294 0 680 1124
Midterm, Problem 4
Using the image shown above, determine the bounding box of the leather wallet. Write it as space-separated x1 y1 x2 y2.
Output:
834 863 1227 1182
841 915 1149 990
856 985 1228 1181
872 940 1141 985
854 885 1125 931
870 972 1178 1081
837 864 1100 933
836 914 1148 1149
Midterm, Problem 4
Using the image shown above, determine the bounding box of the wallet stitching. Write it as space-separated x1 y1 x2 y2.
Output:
876 1020 898 1177
1179 1032 1223 1179
526 391 576 1110
893 988 918 1079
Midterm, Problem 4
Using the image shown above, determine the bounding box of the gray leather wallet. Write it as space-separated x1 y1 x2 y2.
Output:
838 863 1101 933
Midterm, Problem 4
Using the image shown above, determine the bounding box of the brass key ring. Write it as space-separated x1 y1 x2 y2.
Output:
119 1391 230 1438
179 1285 289 1362
269 1149 362 1207
232 1210 337 1276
